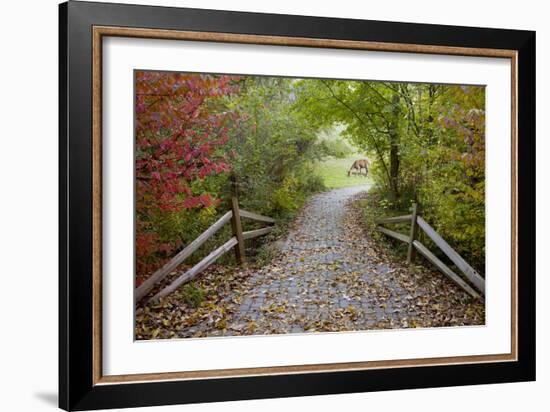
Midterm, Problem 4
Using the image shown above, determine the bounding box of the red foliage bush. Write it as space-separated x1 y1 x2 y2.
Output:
135 71 240 279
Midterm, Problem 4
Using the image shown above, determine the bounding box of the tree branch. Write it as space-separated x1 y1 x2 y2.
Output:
320 80 392 186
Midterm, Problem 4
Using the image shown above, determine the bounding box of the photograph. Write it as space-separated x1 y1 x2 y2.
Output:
133 71 486 340
53 1 536 410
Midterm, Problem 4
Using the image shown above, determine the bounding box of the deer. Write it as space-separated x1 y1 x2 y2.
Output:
348 159 369 177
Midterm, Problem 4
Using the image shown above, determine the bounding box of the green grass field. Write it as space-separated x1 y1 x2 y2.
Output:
315 156 373 189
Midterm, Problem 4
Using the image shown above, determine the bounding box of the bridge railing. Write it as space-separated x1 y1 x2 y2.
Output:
135 196 275 303
375 203 485 300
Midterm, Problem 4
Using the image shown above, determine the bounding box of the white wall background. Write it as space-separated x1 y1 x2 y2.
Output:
0 0 546 411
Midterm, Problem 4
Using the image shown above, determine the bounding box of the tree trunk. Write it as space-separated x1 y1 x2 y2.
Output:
389 94 401 200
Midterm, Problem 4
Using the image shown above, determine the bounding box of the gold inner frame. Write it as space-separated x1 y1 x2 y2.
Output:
92 26 518 385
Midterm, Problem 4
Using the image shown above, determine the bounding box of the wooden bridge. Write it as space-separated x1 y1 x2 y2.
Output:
136 196 484 308
135 196 275 303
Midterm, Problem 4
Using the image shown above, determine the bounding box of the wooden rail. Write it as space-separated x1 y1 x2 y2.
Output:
136 197 275 303
376 214 412 224
376 226 409 243
412 240 481 299
243 227 273 240
240 209 276 224
375 203 485 299
135 211 233 301
151 237 239 301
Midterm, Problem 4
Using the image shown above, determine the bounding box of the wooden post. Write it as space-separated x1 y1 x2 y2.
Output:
407 203 419 264
229 196 245 264
229 173 238 198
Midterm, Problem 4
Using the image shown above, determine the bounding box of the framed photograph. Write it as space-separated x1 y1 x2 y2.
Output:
59 1 535 410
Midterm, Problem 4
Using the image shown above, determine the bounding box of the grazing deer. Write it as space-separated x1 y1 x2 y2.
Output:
348 159 369 177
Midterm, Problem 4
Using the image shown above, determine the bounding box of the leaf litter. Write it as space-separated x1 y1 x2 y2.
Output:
135 188 484 340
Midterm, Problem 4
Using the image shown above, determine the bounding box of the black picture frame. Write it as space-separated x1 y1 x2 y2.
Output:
59 1 536 410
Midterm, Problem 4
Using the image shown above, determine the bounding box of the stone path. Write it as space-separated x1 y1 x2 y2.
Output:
218 185 484 335
136 185 485 339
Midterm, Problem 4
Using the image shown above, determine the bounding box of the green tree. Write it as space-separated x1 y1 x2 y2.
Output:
295 79 486 271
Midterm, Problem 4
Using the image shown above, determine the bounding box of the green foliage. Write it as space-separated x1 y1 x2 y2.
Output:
136 71 486 282
316 128 354 158
136 75 327 281
295 80 486 272
254 242 279 267
176 283 206 309
318 139 353 158
225 77 325 217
